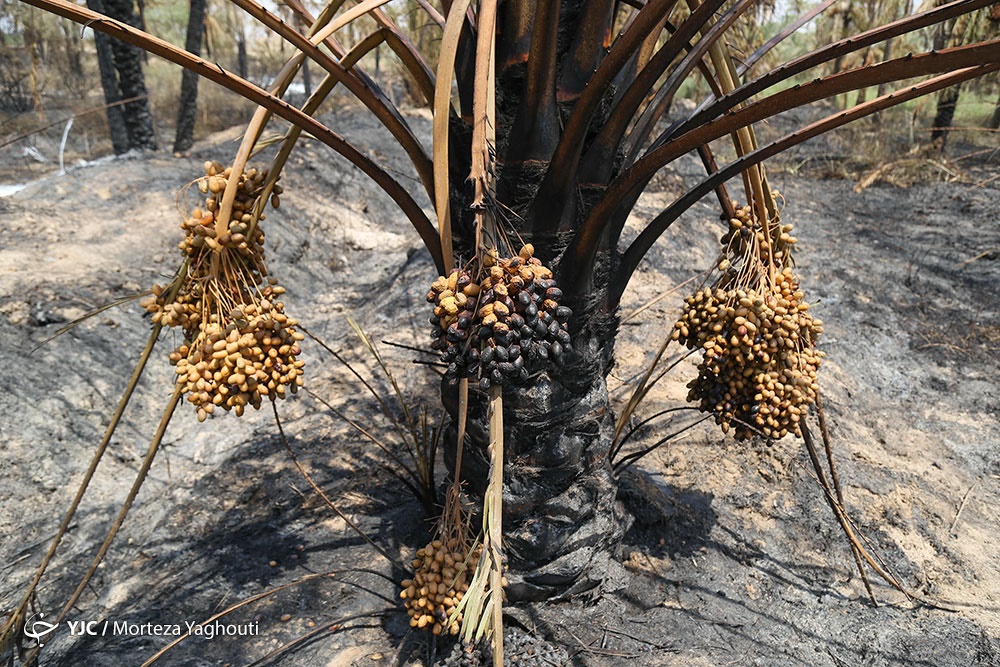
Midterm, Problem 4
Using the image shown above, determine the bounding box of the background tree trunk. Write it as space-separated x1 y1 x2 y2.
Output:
236 28 248 79
86 0 130 154
831 1 853 74
855 47 872 105
301 57 311 98
173 0 206 153
103 0 157 151
930 13 974 148
930 84 960 145
989 87 1000 129
874 38 895 101
58 19 84 81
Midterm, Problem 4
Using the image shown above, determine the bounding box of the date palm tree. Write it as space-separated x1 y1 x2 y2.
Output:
6 0 1000 660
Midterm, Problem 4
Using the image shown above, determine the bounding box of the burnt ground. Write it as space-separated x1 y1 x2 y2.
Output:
1 108 999 667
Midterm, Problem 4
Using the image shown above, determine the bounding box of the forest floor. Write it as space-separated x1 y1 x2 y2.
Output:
1 107 999 667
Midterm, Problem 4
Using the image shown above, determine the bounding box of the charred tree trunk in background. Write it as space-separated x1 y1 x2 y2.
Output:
173 0 207 153
990 87 1000 129
302 57 312 98
103 0 157 151
929 13 971 148
236 30 248 79
86 0 130 154
930 84 960 145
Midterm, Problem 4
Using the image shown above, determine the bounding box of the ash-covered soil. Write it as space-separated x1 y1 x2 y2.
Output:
1 109 998 667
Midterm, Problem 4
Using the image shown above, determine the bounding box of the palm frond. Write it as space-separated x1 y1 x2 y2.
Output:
740 0 840 77
434 0 476 271
249 29 392 225
532 0 679 235
582 0 754 185
661 0 995 146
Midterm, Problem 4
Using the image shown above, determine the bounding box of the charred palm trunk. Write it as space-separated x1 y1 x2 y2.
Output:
442 263 628 601
103 0 157 151
990 87 1000 129
442 0 630 601
173 0 206 153
86 0 130 154
442 215 629 604
930 84 960 144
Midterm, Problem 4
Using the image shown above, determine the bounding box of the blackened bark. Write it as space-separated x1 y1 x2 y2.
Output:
103 0 158 151
87 0 130 154
302 57 312 98
438 0 645 603
173 0 207 153
989 88 1000 130
446 156 628 601
931 84 960 146
929 10 975 149
236 31 248 79
443 301 629 602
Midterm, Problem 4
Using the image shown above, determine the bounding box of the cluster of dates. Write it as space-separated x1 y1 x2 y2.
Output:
141 161 302 420
675 199 823 440
400 538 481 636
427 245 572 390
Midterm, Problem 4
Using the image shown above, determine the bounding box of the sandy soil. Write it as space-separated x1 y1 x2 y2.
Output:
1 109 998 667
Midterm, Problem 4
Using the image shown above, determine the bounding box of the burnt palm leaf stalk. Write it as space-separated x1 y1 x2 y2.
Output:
14 0 1000 641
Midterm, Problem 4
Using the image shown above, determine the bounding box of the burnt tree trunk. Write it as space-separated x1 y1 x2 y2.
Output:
302 57 312 98
441 0 630 602
87 0 130 154
930 13 972 148
442 307 629 601
103 0 157 151
236 29 248 79
931 84 960 146
173 0 207 153
989 87 1000 129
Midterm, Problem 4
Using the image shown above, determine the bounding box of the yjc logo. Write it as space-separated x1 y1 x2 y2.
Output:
23 613 59 647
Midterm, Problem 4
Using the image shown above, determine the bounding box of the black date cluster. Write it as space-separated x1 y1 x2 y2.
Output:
427 245 572 390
